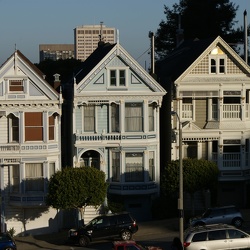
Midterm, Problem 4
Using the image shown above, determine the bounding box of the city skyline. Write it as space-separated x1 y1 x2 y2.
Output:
0 0 249 69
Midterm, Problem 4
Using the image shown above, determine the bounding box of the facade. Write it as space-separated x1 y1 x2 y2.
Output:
0 50 63 235
74 24 116 61
39 44 74 62
156 36 250 208
64 42 166 221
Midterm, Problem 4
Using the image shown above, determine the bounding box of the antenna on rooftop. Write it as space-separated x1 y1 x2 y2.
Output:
99 21 103 42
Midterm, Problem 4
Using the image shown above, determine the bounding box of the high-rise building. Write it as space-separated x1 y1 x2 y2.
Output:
39 44 74 62
74 23 116 61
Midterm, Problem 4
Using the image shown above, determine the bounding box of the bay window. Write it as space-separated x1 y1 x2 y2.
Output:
84 106 95 132
111 103 119 132
112 152 120 182
25 112 43 141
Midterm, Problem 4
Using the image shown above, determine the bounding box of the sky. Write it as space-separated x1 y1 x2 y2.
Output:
0 0 249 68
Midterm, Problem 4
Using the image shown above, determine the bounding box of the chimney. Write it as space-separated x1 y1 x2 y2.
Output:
176 14 184 47
53 73 61 90
244 10 248 64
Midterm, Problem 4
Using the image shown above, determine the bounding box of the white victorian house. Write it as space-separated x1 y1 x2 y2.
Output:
0 50 62 235
64 41 166 221
156 36 250 208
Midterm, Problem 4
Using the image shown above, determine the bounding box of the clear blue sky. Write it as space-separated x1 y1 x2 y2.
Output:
0 0 249 68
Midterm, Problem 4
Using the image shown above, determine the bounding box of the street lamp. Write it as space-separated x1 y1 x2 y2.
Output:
171 111 183 244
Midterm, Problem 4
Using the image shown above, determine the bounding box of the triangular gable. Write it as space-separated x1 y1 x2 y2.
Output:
0 51 59 101
182 121 201 131
175 36 250 82
76 43 166 94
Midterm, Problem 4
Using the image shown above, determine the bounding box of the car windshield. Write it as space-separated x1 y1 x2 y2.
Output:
85 217 100 227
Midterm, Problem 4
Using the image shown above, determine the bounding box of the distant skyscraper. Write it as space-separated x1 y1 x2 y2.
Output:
74 23 116 61
39 44 74 62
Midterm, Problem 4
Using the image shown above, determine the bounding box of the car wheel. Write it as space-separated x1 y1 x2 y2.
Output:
120 230 132 240
79 236 89 247
232 218 243 228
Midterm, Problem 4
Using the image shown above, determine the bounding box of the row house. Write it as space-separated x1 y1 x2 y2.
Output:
63 41 166 221
0 51 62 235
156 36 250 208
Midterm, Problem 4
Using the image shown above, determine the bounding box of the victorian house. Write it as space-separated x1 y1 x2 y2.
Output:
0 50 62 235
64 41 166 221
156 36 250 208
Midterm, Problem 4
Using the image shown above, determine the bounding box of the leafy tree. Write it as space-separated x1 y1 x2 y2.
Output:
46 166 108 224
161 158 219 214
155 0 248 58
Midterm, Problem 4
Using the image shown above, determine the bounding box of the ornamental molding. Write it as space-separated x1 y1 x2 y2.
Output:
181 76 249 83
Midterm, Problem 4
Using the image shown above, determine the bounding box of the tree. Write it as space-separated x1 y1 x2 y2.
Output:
155 0 247 58
161 158 219 214
46 167 108 225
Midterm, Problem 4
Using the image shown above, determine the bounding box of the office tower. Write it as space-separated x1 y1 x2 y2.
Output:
39 44 74 62
74 23 116 61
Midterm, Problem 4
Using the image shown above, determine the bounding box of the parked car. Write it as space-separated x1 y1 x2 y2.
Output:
184 223 250 250
68 212 138 247
0 232 17 250
112 240 163 250
189 205 243 228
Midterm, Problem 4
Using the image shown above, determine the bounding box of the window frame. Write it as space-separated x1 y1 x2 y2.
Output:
25 163 44 192
9 79 24 92
125 102 143 132
8 114 19 142
25 112 43 141
209 55 227 74
83 105 96 132
125 152 144 182
108 67 129 88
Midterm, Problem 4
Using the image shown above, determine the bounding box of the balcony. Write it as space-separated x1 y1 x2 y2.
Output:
75 132 157 143
9 193 47 207
212 104 246 120
212 152 248 168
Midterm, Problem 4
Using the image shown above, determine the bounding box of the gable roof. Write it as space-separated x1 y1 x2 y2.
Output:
155 36 250 82
0 50 60 99
73 42 116 83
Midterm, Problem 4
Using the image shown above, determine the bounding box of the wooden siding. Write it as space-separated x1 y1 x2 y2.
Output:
194 99 207 129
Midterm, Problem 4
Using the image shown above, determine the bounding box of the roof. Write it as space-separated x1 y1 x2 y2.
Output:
73 42 116 84
155 37 216 82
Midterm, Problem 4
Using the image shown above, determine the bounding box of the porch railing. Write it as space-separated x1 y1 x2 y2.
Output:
212 152 245 168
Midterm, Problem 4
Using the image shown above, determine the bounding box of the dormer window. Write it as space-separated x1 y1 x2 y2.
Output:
9 80 24 92
209 47 226 74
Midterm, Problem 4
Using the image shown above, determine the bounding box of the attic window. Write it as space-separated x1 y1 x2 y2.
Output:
108 68 128 88
9 80 24 92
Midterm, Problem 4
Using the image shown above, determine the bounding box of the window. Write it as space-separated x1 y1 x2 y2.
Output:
192 232 207 242
11 165 20 192
210 47 226 74
49 162 55 178
25 112 43 141
49 115 55 140
8 114 19 142
9 80 24 92
111 103 119 132
228 229 248 239
125 103 143 132
182 98 193 119
208 230 226 240
112 152 120 182
125 153 144 182
149 151 155 181
84 106 95 132
109 69 126 87
25 163 44 192
148 104 155 131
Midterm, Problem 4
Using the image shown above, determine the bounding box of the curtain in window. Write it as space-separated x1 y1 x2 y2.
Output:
148 104 154 131
25 163 44 191
112 152 120 182
84 106 95 132
125 152 144 182
149 151 155 181
49 162 55 178
111 103 119 132
125 103 143 132
12 165 20 192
